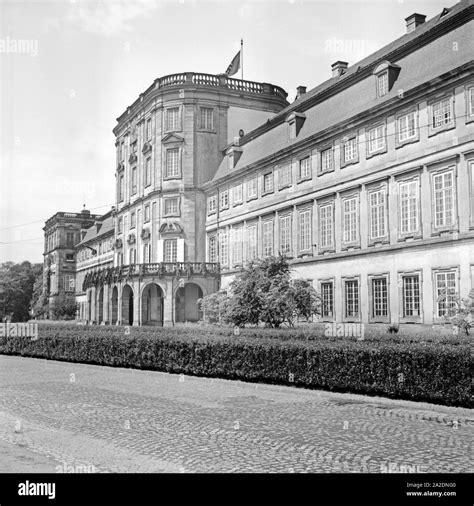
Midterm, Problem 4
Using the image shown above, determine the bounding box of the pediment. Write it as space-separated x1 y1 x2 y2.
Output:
159 222 183 234
162 133 184 145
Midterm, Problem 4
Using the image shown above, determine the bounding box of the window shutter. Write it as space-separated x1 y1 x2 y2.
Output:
157 240 164 262
177 238 185 262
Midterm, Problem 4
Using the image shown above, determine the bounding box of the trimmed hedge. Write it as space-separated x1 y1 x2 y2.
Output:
0 324 471 407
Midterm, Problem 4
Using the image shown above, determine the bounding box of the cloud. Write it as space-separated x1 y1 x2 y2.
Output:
68 0 158 36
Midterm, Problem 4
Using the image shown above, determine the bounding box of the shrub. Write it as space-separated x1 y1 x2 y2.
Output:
200 256 320 327
0 323 470 407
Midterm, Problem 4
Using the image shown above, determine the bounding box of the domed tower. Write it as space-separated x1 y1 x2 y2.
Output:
108 72 288 325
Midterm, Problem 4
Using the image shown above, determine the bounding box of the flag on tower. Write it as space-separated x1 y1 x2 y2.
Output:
225 49 241 76
225 40 243 78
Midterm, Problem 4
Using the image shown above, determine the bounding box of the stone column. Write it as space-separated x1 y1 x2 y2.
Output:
163 279 174 326
103 285 110 324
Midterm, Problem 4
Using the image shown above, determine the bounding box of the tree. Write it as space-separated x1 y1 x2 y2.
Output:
0 261 42 321
30 267 49 319
51 297 78 320
197 290 231 325
200 256 320 328
441 289 474 336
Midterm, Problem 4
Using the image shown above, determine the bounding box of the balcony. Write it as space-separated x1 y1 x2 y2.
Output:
82 262 220 290
117 72 288 123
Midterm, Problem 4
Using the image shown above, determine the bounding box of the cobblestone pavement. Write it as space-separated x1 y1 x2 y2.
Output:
0 355 472 473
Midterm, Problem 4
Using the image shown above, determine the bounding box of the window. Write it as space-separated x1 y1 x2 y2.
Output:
143 244 150 263
129 248 136 264
262 220 273 257
208 235 217 263
66 253 74 262
279 164 292 188
118 217 123 234
130 211 136 229
199 107 214 130
232 227 243 265
66 232 75 248
343 137 357 164
298 209 311 253
166 107 180 131
399 180 419 235
398 111 417 142
220 189 229 210
431 97 453 129
371 277 388 318
377 72 388 97
342 197 358 244
344 279 359 319
165 148 180 178
131 167 137 194
208 195 217 215
232 183 243 205
219 232 229 266
468 86 474 117
320 148 334 174
119 175 124 201
319 203 334 249
434 270 457 318
64 274 75 292
247 177 257 200
146 118 152 140
369 189 387 240
288 121 297 140
164 239 177 263
145 158 151 186
402 274 421 317
164 197 179 217
321 281 334 318
279 214 292 255
433 170 454 228
470 161 474 223
120 142 124 161
299 157 311 180
263 172 274 194
367 124 385 154
144 205 150 223
247 225 257 261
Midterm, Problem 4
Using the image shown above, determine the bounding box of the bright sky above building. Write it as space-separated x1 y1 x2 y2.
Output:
0 0 450 263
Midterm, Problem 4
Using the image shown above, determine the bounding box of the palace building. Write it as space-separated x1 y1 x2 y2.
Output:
42 1 474 326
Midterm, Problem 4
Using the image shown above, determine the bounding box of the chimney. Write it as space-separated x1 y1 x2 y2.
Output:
405 13 426 33
296 86 307 99
331 61 348 78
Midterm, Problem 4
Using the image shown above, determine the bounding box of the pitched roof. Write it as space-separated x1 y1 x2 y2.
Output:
211 0 473 183
77 212 114 247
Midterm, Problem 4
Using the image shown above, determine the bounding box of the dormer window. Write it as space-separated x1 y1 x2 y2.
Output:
226 145 243 170
286 112 306 140
377 73 389 97
373 61 400 98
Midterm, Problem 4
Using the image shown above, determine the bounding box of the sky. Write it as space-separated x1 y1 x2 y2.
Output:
0 0 451 264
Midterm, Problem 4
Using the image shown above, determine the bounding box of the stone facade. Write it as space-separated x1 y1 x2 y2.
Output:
204 3 474 326
42 3 474 327
42 210 99 317
47 73 288 325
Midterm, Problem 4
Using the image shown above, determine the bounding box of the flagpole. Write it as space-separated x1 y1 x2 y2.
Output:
241 38 243 80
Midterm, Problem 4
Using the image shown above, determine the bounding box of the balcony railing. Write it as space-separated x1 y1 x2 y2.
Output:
82 262 220 290
119 73 288 122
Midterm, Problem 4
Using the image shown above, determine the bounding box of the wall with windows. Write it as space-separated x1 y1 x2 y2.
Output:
205 7 474 325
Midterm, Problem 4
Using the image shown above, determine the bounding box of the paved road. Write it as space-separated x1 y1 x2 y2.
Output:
0 355 472 473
